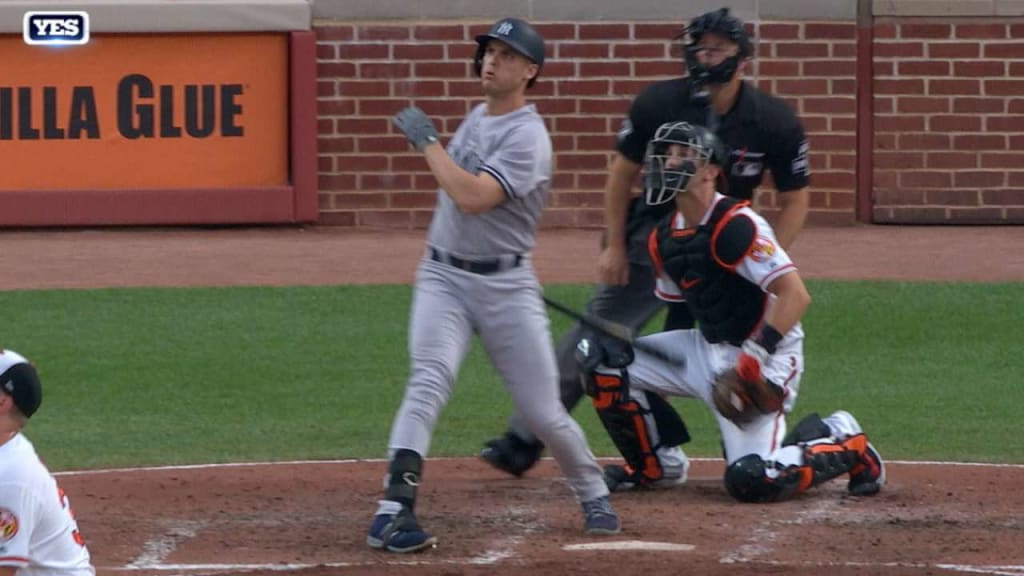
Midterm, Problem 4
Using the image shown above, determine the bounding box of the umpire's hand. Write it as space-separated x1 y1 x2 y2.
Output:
392 106 440 151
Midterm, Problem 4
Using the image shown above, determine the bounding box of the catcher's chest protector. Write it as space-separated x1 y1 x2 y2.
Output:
652 198 766 345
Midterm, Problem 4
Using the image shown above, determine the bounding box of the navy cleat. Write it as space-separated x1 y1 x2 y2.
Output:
581 495 621 535
366 506 437 553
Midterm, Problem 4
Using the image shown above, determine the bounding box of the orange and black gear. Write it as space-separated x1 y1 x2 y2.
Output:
589 371 668 484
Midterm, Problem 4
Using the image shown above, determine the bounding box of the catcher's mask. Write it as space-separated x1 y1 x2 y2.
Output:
473 18 546 88
643 121 727 206
680 7 753 99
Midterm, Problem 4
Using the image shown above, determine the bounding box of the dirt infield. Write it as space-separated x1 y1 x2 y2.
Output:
5 223 1024 575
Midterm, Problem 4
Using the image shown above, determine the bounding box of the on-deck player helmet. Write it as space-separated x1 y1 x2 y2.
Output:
474 18 546 88
681 7 753 88
643 121 729 206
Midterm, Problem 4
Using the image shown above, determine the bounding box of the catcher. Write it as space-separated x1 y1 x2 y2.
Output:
578 121 885 502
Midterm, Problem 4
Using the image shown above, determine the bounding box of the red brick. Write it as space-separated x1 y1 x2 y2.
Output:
804 97 856 115
554 117 609 133
558 43 610 58
390 192 436 209
832 43 856 58
928 43 979 58
956 24 1007 39
578 172 608 188
317 155 334 172
358 137 408 153
981 190 1024 206
831 117 856 132
897 61 950 76
318 175 356 191
448 80 481 98
931 79 981 95
901 171 951 188
393 45 444 60
759 23 800 40
557 80 611 96
896 97 949 114
319 137 354 153
551 135 573 150
1010 62 1024 76
1011 135 1024 149
981 153 1024 168
579 24 630 40
1010 172 1024 187
413 62 467 78
953 61 1006 77
393 80 445 98
882 206 950 222
1012 24 1024 37
317 25 354 42
775 79 829 96
358 99 413 116
318 61 356 77
542 61 576 77
634 61 681 76
874 61 895 76
357 210 415 228
901 132 946 148
336 118 389 134
802 60 852 76
578 99 631 115
341 44 390 59
874 97 895 114
533 23 576 40
876 115 926 131
874 41 925 58
555 153 608 170
926 152 977 169
875 133 897 149
953 134 1006 149
357 26 410 41
983 42 1024 59
317 44 337 60
317 80 336 98
986 116 1024 132
332 191 389 209
901 23 951 38
317 99 355 116
612 80 652 96
955 171 1005 188
812 134 856 151
580 62 631 77
874 152 925 169
410 174 437 191
337 155 389 172
634 23 681 40
553 191 605 207
873 24 897 39
359 174 411 190
413 25 464 41
1009 98 1024 113
830 153 856 171
416 100 469 116
577 134 617 150
775 42 830 58
805 23 855 39
872 171 899 189
927 189 980 205
833 79 856 94
613 43 666 58
358 62 411 79
534 99 577 115
448 44 476 59
808 171 855 189
801 116 829 132
339 81 390 97
929 115 981 131
985 79 1024 96
758 60 800 76
551 173 575 189
875 78 925 95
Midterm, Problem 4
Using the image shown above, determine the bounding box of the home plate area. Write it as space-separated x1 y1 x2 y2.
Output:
58 458 1024 576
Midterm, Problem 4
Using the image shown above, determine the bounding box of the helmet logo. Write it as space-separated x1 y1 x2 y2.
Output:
496 21 514 35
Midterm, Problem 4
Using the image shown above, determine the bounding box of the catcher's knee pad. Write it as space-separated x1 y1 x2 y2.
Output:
591 375 670 483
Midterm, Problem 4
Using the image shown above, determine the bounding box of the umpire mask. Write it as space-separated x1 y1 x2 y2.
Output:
681 8 753 94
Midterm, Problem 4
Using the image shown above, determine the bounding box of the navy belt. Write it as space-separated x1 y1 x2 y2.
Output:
429 247 523 275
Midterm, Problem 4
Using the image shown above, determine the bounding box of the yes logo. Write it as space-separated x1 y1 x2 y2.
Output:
23 11 90 46
496 21 514 35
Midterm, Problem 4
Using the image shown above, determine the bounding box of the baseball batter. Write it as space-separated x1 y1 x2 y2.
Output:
365 18 619 554
480 6 813 478
580 122 885 501
0 350 95 576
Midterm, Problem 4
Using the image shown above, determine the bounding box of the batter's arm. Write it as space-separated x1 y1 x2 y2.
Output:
599 153 643 285
772 187 809 250
422 143 506 214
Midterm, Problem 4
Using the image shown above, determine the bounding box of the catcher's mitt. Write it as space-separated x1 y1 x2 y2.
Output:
711 368 784 426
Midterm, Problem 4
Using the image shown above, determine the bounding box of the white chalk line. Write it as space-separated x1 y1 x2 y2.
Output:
127 521 206 568
52 456 1024 477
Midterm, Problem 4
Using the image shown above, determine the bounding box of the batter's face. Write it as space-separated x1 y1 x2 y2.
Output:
480 39 538 94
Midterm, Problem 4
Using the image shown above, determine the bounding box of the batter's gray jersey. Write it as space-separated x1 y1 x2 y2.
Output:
426 103 551 257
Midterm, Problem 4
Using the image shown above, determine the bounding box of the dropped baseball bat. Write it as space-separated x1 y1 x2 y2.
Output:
541 295 684 368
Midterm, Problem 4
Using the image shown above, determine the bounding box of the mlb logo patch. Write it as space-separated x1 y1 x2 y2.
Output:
23 11 90 46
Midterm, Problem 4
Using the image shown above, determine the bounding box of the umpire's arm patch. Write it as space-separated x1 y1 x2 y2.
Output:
711 213 757 269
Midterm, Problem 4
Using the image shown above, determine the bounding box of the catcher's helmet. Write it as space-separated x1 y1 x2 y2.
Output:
681 7 753 87
474 18 546 88
643 121 729 206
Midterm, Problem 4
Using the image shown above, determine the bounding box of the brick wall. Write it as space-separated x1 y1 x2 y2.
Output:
872 19 1024 224
314 21 858 228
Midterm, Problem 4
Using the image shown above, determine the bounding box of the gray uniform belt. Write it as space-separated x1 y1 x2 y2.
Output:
429 247 523 275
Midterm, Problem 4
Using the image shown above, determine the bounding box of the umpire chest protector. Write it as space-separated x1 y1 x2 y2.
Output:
649 197 766 345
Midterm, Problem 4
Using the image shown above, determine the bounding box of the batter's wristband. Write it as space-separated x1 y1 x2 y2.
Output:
755 325 783 355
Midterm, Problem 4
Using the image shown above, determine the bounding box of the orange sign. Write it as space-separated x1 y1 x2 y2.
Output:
0 34 288 190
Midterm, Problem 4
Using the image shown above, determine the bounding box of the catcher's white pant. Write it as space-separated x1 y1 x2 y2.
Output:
597 327 804 466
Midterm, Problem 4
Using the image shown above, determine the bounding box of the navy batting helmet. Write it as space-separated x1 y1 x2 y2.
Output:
474 18 546 88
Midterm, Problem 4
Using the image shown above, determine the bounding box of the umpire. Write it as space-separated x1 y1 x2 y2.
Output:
481 6 812 478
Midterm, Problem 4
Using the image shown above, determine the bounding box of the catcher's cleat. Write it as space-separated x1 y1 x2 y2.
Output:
581 495 621 535
366 506 437 553
479 432 544 477
603 462 688 492
848 441 886 496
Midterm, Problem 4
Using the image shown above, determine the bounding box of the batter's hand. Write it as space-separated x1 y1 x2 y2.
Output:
392 106 440 151
598 245 629 286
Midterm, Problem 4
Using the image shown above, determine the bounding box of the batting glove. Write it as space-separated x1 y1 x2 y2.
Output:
392 106 440 151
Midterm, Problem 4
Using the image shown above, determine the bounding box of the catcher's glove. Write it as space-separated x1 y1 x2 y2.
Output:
711 367 784 426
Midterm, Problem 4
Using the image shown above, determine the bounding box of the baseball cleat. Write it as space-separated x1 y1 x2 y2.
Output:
366 507 437 553
603 463 688 492
479 432 544 477
581 495 621 535
848 441 886 496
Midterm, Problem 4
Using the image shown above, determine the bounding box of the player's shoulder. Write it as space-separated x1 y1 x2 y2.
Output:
739 81 804 134
711 199 768 267
633 77 690 110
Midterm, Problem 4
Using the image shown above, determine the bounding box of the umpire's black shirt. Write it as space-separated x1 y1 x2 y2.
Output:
617 76 810 242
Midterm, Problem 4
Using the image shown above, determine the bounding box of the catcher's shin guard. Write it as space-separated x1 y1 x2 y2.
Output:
589 370 677 485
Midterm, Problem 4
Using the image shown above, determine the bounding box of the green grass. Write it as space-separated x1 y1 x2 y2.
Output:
1 280 1020 470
